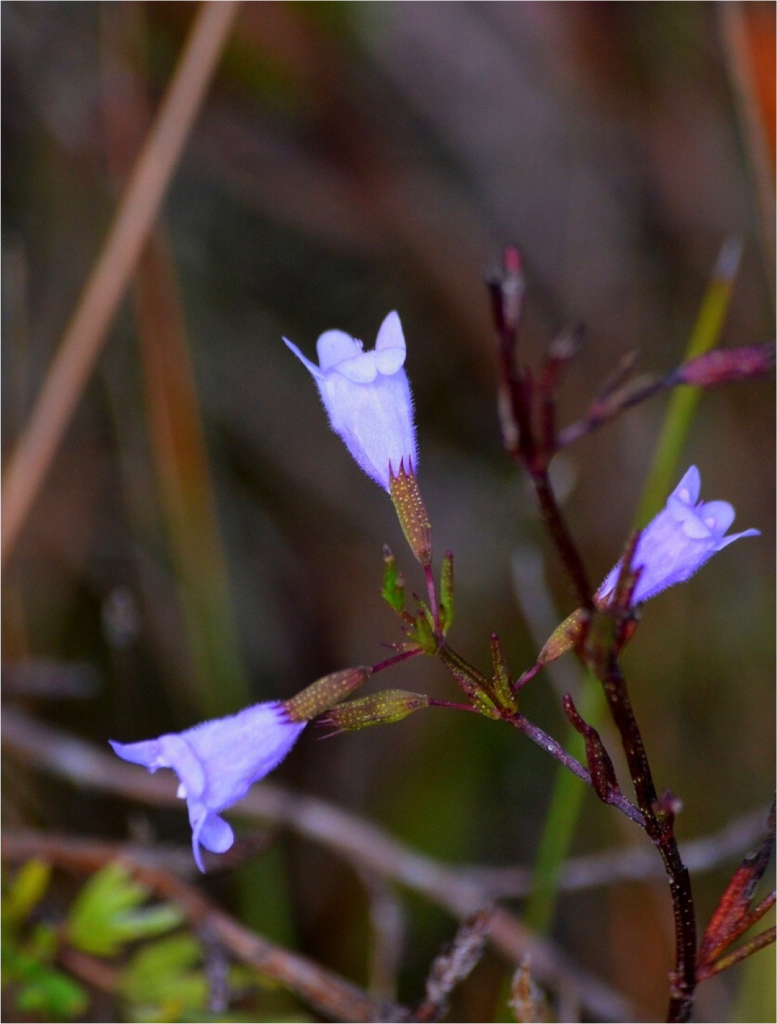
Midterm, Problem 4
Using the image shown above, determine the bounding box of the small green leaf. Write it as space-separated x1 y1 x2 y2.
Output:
68 863 184 957
28 921 59 959
15 966 87 1015
125 1000 188 1024
490 634 517 712
408 602 437 654
439 551 455 635
381 545 406 614
467 687 501 719
112 905 186 946
437 646 501 719
3 946 89 1019
3 860 52 927
120 934 206 1010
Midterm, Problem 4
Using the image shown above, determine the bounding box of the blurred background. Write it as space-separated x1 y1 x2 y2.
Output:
2 3 774 1022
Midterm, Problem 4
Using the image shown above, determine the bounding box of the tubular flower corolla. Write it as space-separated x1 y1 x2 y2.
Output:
110 703 305 872
284 311 417 491
598 465 759 606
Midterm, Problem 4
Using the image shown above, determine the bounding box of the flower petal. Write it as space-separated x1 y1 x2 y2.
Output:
716 527 761 551
157 734 206 800
283 338 325 379
316 329 363 371
108 739 163 770
598 466 758 607
375 310 404 348
197 811 235 854
673 465 701 505
335 351 381 383
667 495 713 539
697 500 736 537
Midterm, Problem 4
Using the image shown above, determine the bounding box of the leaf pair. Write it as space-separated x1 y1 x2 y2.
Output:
696 804 776 981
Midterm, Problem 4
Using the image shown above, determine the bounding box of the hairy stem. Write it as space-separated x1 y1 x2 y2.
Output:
528 467 593 609
437 643 644 828
596 652 697 1022
506 712 644 828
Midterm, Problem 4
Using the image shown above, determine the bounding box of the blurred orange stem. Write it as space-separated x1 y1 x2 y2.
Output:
1 0 241 564
718 2 776 303
134 237 249 714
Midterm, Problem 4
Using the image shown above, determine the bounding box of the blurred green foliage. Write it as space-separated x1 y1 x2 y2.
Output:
2 859 301 1023
3 2 774 1021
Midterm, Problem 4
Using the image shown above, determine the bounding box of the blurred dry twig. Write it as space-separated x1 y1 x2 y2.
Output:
7 704 770 1016
3 706 637 1020
718 2 776 296
2 829 409 1024
1 0 241 563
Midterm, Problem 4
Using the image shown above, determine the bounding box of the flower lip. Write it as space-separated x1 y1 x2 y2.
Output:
110 701 305 872
598 465 759 606
317 329 363 372
284 311 417 491
284 311 407 381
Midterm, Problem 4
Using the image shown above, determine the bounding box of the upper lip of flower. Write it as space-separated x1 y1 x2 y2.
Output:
660 465 757 548
598 465 760 606
283 311 408 382
110 702 305 872
283 311 418 491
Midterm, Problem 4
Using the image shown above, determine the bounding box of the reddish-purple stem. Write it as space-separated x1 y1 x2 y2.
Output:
487 247 702 1021
428 698 481 714
594 650 697 1022
424 563 440 632
506 712 644 827
372 646 424 675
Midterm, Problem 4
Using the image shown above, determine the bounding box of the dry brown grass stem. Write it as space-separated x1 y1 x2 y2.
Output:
718 2 776 300
2 705 646 1021
1 0 241 564
2 831 408 1023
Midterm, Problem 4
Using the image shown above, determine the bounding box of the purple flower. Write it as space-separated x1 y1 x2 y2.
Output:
284 311 417 491
110 703 305 872
598 465 760 606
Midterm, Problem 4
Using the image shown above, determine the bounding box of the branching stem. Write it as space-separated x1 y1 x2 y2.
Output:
595 651 697 1022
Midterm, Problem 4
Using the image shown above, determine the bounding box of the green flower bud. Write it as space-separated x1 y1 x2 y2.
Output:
284 667 372 723
325 690 430 731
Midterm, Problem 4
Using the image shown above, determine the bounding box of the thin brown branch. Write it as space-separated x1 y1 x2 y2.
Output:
487 246 594 608
2 706 639 1022
1 0 242 563
1 830 408 1023
411 908 492 1023
464 806 771 898
506 712 644 828
585 631 697 1022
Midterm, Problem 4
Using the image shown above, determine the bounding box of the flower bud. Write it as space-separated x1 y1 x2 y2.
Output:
534 606 588 670
284 667 372 723
324 689 430 731
672 345 775 389
389 461 432 566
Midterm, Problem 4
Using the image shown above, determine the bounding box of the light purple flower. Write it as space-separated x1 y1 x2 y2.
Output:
284 311 417 491
110 703 305 872
598 465 759 606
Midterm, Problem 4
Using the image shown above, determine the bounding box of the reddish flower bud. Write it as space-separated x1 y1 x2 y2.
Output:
672 345 775 388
